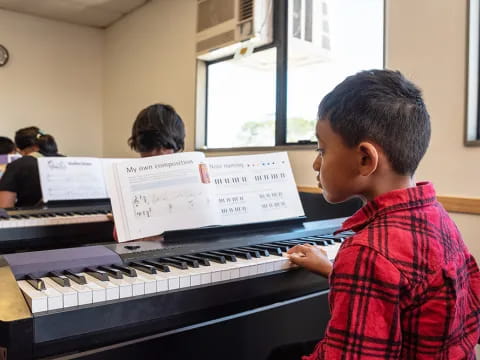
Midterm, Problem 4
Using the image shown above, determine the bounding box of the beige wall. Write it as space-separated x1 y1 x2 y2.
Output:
0 9 104 156
103 0 196 157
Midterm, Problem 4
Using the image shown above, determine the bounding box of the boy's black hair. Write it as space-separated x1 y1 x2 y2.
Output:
0 136 15 155
318 69 431 175
15 126 60 156
128 104 185 153
15 126 41 150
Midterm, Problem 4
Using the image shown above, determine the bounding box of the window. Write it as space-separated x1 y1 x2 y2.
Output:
197 0 385 150
466 0 480 145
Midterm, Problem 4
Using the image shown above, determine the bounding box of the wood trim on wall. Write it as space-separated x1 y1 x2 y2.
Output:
298 186 480 215
436 196 480 215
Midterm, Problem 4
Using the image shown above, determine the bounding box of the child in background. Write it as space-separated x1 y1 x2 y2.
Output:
287 70 480 359
0 127 62 208
0 137 15 155
112 103 186 242
0 136 17 180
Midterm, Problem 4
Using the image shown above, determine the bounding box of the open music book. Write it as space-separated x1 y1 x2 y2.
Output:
105 152 304 243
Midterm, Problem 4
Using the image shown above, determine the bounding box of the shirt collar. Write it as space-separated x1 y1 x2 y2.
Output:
340 182 437 233
28 152 43 158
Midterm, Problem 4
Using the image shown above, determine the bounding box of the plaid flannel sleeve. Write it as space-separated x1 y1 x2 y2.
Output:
305 245 404 360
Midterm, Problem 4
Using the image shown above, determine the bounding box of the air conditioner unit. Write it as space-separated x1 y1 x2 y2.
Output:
196 0 273 61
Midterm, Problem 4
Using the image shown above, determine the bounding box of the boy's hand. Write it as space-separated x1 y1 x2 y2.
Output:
287 243 333 277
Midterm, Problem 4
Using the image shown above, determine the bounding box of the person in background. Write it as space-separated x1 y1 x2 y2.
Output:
128 103 185 157
0 127 63 208
0 136 17 180
111 103 186 241
284 70 480 359
0 137 15 155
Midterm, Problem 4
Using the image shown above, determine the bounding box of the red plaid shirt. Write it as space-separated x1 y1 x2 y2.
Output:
304 182 480 359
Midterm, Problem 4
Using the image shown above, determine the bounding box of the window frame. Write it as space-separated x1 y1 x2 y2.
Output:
466 0 480 146
196 0 386 151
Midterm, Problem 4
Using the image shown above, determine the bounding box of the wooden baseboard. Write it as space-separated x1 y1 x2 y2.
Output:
297 187 480 215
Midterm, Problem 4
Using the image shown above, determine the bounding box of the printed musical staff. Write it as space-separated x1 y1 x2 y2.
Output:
253 172 286 183
220 206 248 216
213 175 248 185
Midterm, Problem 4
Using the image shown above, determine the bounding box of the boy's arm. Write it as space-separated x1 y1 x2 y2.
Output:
306 244 404 360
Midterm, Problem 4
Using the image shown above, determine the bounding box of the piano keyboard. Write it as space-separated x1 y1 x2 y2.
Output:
0 210 111 228
16 235 345 313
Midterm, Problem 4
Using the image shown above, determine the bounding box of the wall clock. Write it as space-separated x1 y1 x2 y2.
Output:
0 45 9 67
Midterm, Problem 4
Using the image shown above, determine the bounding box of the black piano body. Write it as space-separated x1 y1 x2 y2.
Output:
0 199 114 253
0 194 362 359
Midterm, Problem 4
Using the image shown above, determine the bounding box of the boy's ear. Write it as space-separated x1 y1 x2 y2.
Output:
357 142 379 176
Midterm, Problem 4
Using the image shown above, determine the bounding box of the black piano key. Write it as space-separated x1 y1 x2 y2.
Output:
181 254 210 266
129 261 157 274
143 260 170 272
25 274 46 291
98 266 123 279
309 236 335 245
197 252 226 264
85 267 109 281
235 247 262 258
160 258 188 270
314 234 346 243
252 244 282 256
173 256 200 268
207 251 237 262
64 270 86 285
266 243 290 252
278 239 317 246
48 271 71 287
243 246 270 257
112 264 137 277
298 237 329 246
221 249 252 260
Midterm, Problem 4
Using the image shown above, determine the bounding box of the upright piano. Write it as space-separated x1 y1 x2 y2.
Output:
0 195 362 360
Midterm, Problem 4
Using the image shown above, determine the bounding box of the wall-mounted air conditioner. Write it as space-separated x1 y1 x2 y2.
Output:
196 0 273 61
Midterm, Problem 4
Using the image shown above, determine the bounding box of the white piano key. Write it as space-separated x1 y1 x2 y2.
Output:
162 267 191 289
18 280 48 313
190 273 201 286
136 269 171 292
43 278 78 308
107 277 132 298
120 275 145 297
82 273 118 301
43 286 63 310
142 268 180 290
68 281 93 305
135 272 157 294
200 272 212 285
77 274 106 303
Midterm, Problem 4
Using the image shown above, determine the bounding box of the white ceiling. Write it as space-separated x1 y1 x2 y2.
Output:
0 0 150 28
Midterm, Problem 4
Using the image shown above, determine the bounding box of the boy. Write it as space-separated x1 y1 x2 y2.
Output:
112 103 186 242
288 70 480 359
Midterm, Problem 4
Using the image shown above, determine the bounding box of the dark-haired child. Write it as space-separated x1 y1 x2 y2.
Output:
128 103 185 157
0 136 15 155
0 127 62 208
111 103 186 241
288 70 480 359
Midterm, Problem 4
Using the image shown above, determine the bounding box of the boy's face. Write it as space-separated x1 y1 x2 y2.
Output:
313 119 361 203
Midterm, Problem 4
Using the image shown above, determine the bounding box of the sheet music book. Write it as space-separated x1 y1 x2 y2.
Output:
105 151 304 243
38 157 109 202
